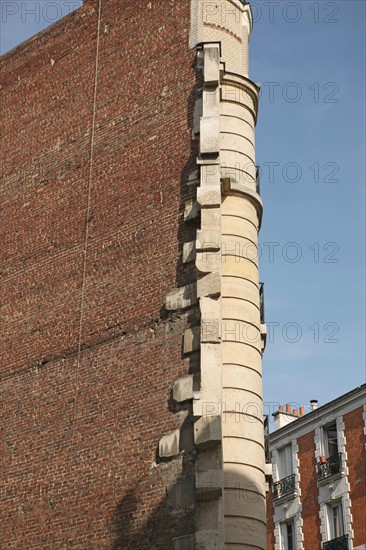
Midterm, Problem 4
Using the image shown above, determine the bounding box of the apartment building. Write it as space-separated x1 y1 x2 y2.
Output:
266 384 366 550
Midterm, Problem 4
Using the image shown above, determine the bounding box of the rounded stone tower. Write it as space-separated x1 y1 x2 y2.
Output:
165 1 266 547
192 1 266 548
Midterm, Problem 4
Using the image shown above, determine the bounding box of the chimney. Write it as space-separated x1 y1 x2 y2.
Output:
300 407 305 416
310 400 319 411
273 404 299 431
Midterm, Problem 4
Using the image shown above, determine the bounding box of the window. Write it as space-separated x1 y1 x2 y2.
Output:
281 519 296 550
327 501 344 540
324 423 339 458
273 444 296 499
277 444 293 479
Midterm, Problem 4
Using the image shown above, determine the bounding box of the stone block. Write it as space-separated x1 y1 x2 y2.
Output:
187 169 199 186
166 480 195 511
193 343 222 417
196 470 223 500
173 375 194 403
193 98 203 135
165 283 197 310
194 416 221 448
200 297 221 343
184 199 200 221
203 88 219 118
183 326 200 354
203 44 220 85
196 250 220 275
196 230 220 251
197 272 221 298
200 116 220 154
200 207 220 230
159 429 180 458
183 241 196 263
197 186 221 208
200 163 221 187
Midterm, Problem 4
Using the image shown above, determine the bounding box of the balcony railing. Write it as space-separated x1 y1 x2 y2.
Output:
256 165 261 195
323 534 349 550
259 282 265 324
273 473 296 500
317 453 342 481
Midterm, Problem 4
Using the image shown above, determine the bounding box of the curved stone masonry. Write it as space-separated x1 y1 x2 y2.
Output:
161 2 267 548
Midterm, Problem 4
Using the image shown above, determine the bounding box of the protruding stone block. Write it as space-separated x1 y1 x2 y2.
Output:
196 230 220 251
187 169 199 186
196 470 223 500
193 98 203 135
173 375 194 403
203 88 220 118
194 416 221 448
200 163 221 188
203 44 220 85
184 199 200 221
200 207 220 230
183 326 200 354
183 241 196 264
165 283 197 311
196 250 220 275
193 343 222 417
197 272 221 298
200 116 220 154
159 429 180 458
166 480 195 511
197 186 221 207
200 297 221 344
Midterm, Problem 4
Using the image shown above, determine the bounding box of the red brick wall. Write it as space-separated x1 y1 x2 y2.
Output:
0 0 199 547
266 477 275 550
344 406 366 546
298 430 322 549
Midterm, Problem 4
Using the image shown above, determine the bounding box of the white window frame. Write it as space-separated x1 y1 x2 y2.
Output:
326 499 345 541
322 422 339 459
280 518 297 550
277 443 293 480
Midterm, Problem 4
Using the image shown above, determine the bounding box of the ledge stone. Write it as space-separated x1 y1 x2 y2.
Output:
159 429 180 458
194 416 221 448
173 375 194 403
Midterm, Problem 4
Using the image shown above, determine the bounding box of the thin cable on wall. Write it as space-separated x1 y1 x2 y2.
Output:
72 0 103 429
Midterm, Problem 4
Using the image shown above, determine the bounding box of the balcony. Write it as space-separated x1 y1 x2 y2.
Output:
323 534 349 550
273 474 296 500
317 453 342 481
259 282 265 324
256 165 261 195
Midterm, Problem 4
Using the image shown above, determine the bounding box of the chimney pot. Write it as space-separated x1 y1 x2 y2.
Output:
286 404 291 413
279 405 284 411
293 409 298 416
310 400 319 411
300 407 305 416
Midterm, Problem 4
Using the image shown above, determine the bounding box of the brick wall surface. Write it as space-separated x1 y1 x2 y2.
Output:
0 0 199 547
266 477 275 550
344 406 366 547
298 430 322 549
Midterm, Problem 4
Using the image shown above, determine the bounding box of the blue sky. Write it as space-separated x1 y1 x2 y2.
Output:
1 1 365 423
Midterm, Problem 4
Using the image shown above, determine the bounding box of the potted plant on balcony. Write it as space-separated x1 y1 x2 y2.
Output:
320 455 327 464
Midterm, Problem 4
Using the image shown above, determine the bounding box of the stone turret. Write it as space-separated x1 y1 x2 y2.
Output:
169 1 266 547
